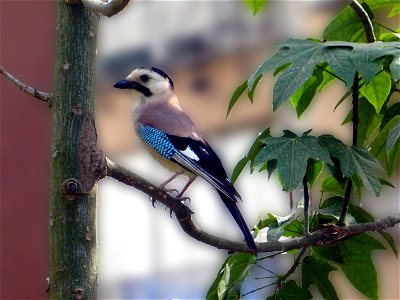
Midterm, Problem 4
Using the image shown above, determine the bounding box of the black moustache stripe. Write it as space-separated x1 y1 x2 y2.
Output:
134 82 153 97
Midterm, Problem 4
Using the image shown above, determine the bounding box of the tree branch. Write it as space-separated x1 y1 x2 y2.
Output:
349 0 376 43
104 159 400 253
81 0 130 17
0 65 51 102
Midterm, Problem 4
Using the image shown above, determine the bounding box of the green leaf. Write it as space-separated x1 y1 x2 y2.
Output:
360 71 391 113
248 39 400 111
290 64 335 118
245 0 267 15
380 32 400 42
351 174 363 199
389 56 400 80
207 253 256 300
301 256 338 300
282 220 304 237
306 160 324 188
323 5 381 43
231 156 249 185
227 80 247 117
388 4 400 17
334 90 352 111
386 118 400 153
378 230 398 257
321 176 345 196
253 212 296 240
230 128 271 184
366 0 400 10
380 102 400 129
267 280 312 300
312 233 385 300
319 135 383 196
379 177 395 188
371 115 400 175
255 133 333 191
248 75 261 103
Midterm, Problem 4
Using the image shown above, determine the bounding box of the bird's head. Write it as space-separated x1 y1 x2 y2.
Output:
113 67 174 100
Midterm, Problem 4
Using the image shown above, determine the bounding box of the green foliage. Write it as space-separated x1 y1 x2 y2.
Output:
250 40 398 110
322 3 382 43
388 4 400 16
214 1 399 299
318 135 383 196
301 256 338 300
290 64 335 118
257 212 297 241
230 128 271 183
267 280 312 300
371 115 400 175
359 71 391 112
312 234 385 300
254 131 332 191
207 253 256 300
386 118 400 153
245 0 268 15
227 80 248 117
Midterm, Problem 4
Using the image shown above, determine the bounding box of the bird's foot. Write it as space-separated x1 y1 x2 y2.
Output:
163 188 180 196
174 195 191 203
149 196 156 208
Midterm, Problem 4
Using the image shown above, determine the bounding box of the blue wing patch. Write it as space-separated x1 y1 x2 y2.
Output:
138 125 176 159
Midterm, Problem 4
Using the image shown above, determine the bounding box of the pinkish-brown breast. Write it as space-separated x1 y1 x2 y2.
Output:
135 99 203 141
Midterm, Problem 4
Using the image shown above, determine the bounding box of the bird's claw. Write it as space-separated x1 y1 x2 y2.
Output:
149 196 156 208
176 196 191 203
164 188 180 196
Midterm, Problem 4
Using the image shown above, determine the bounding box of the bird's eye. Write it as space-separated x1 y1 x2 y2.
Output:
140 74 150 83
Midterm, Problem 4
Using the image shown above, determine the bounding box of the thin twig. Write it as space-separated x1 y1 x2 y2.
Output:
0 66 51 102
105 158 400 253
303 177 310 235
349 0 376 43
278 247 308 283
316 65 345 83
81 0 130 17
372 20 398 34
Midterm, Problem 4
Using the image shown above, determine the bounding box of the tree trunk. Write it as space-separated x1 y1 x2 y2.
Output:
49 1 99 299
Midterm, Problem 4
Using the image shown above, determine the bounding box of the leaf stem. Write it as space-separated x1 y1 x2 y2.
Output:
352 74 360 146
349 0 376 43
337 179 353 226
372 20 398 34
316 64 345 83
303 177 310 235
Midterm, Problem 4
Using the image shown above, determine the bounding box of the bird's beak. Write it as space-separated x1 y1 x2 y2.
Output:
113 79 138 89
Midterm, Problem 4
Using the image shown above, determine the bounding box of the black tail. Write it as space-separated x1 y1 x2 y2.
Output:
218 191 257 250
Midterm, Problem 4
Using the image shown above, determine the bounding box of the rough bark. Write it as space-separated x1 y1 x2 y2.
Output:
48 1 99 299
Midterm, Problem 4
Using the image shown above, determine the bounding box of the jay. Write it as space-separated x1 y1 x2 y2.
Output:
114 67 257 250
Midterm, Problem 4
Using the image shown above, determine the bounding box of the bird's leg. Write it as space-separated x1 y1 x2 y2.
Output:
175 176 196 202
159 171 184 195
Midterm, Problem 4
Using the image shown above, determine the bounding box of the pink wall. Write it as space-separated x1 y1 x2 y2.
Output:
1 1 55 298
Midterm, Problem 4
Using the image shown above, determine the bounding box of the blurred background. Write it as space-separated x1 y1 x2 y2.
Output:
1 0 399 299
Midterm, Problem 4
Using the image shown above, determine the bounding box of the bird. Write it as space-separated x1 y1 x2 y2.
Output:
113 67 257 250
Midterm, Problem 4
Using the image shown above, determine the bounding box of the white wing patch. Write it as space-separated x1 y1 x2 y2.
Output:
180 146 200 161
